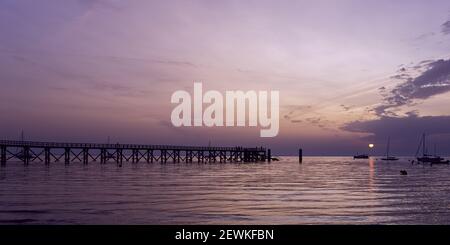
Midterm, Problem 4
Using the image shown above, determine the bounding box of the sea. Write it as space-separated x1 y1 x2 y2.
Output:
1 156 450 224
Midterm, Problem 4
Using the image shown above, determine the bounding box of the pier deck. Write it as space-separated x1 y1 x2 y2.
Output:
0 140 270 165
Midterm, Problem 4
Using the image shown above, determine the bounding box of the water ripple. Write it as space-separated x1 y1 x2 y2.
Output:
1 157 450 224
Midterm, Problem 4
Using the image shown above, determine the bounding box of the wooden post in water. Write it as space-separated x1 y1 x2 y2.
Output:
267 149 271 162
299 148 303 163
1 145 6 165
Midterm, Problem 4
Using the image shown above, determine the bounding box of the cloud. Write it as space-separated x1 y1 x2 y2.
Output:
414 32 435 41
375 59 450 116
290 119 303 123
342 114 450 154
340 104 352 111
304 117 336 130
442 20 450 35
283 105 312 120
76 0 127 11
342 114 450 137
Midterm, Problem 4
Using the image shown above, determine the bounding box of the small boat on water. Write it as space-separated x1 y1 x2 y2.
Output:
416 155 449 164
354 154 369 159
415 133 449 164
382 156 399 161
381 137 399 161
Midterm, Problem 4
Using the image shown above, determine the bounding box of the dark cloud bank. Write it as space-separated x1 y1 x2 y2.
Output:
343 115 450 150
342 58 450 155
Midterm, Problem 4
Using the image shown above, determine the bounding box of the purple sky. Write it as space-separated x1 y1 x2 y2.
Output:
1 0 450 155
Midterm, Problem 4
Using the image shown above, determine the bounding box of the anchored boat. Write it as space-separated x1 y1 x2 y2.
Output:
354 154 369 159
415 133 449 164
381 137 398 161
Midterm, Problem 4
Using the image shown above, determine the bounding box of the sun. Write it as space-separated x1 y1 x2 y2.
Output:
369 144 375 148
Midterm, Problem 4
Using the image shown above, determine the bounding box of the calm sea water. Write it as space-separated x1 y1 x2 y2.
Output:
1 156 450 224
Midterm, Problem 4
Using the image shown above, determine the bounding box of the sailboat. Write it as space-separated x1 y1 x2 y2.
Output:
381 137 398 161
415 133 449 164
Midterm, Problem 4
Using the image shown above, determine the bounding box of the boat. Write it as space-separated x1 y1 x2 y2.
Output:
415 133 449 164
416 155 449 164
353 154 369 159
381 137 399 161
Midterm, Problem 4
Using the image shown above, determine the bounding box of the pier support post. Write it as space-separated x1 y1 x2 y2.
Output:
244 150 249 162
65 148 70 164
196 151 199 163
117 149 123 165
267 149 271 163
197 150 203 163
208 151 215 163
44 147 50 165
150 150 154 163
83 148 88 164
299 148 303 163
132 149 137 163
1 145 6 165
100 149 106 164
219 151 225 163
171 150 175 163
186 151 191 163
161 150 167 163
135 149 140 163
146 150 149 163
23 146 29 165
174 150 180 163
201 151 205 163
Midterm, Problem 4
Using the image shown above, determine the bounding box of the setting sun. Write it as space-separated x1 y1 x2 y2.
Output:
369 144 375 148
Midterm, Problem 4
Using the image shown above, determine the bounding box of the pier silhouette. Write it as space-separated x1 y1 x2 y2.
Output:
0 140 270 165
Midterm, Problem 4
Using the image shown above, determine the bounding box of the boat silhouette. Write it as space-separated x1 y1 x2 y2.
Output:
415 133 449 164
381 137 398 161
353 154 369 159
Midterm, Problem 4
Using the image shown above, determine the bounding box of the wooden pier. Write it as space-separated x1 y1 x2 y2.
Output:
0 140 269 165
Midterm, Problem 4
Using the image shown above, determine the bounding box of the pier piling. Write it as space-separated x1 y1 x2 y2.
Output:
1 145 6 165
299 148 303 163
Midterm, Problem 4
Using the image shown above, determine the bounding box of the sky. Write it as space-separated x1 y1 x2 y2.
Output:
1 0 450 155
